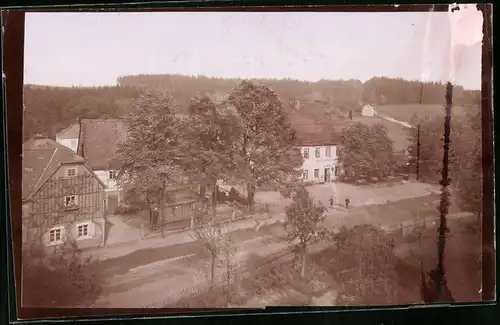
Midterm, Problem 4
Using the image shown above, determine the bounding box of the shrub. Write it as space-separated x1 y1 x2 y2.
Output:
248 263 290 296
22 241 104 307
327 225 404 305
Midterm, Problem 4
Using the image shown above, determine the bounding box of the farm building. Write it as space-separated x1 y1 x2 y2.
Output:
22 135 107 250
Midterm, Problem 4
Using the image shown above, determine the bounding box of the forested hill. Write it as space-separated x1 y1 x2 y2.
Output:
23 85 142 141
24 75 480 141
118 74 480 107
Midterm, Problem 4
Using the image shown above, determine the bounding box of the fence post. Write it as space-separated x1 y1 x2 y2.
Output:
190 216 195 229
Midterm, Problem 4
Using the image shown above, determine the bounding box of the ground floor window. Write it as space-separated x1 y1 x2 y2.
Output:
314 169 319 179
48 226 64 245
76 222 91 238
302 170 308 180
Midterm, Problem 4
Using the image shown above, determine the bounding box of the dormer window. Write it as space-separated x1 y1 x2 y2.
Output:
67 168 76 177
109 170 115 180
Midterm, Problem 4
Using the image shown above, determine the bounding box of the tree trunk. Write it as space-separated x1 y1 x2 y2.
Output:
200 184 207 197
247 183 255 213
160 188 165 238
210 252 216 286
226 255 231 305
300 245 307 278
211 183 217 220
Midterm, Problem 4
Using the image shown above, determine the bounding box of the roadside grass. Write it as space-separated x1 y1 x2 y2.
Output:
394 217 482 303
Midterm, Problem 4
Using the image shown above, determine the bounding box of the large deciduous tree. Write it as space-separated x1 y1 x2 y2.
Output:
339 122 395 180
110 90 184 235
284 184 327 277
406 112 480 207
226 81 304 211
452 112 482 221
179 96 239 219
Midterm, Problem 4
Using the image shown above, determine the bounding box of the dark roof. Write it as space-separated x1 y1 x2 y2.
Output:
77 119 127 170
290 112 354 146
22 136 85 200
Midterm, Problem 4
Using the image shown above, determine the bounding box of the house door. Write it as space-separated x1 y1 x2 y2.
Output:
324 168 330 183
107 194 119 215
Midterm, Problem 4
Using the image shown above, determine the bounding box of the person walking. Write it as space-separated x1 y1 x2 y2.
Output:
329 197 334 208
345 197 350 209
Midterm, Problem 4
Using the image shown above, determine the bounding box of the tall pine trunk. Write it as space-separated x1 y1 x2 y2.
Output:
421 82 454 303
435 82 453 297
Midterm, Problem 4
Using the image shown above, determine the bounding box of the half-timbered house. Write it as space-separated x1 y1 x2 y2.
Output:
22 135 107 250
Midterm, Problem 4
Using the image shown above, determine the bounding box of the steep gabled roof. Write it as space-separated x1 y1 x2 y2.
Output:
22 135 86 200
77 119 127 170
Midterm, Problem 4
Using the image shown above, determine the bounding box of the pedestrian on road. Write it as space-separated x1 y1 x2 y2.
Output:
329 197 334 208
345 197 350 209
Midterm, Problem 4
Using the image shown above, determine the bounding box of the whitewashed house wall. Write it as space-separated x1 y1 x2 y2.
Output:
299 145 339 183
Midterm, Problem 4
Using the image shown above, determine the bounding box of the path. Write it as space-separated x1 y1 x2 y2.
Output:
255 181 440 208
377 113 414 129
85 212 281 261
92 233 288 308
104 215 143 247
89 182 439 261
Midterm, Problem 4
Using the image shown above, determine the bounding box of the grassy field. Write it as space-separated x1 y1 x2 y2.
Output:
375 104 479 124
351 116 411 152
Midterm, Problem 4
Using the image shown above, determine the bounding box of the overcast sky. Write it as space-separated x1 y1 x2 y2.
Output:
24 11 482 90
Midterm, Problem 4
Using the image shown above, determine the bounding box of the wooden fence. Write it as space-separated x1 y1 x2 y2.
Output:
143 201 280 237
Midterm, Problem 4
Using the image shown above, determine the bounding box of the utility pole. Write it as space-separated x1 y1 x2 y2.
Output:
416 124 420 181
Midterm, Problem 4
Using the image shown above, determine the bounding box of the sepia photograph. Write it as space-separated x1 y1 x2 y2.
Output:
15 4 493 311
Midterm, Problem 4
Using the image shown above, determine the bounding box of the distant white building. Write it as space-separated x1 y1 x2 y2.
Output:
361 104 376 117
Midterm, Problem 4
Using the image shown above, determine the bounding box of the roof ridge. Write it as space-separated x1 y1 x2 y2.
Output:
32 147 58 192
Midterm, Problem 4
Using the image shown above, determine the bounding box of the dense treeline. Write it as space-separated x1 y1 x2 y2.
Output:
118 74 480 107
23 85 142 140
363 77 480 106
24 75 480 141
